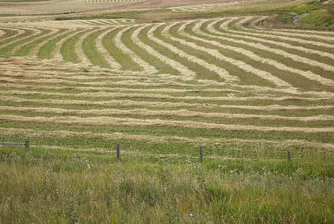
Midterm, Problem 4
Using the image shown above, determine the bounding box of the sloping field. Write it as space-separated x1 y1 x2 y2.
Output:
1 6 334 222
0 15 334 158
0 0 145 14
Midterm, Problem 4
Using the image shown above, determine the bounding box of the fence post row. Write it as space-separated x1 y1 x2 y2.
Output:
287 151 291 161
200 146 204 163
116 144 120 163
25 139 29 151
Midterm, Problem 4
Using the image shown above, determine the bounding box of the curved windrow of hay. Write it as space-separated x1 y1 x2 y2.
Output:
0 15 334 156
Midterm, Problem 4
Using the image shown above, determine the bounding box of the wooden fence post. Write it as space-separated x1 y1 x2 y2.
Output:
287 151 291 161
200 146 203 163
25 139 29 151
116 144 120 163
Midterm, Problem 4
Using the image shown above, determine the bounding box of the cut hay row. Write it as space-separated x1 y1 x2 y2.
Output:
131 24 195 81
187 21 295 88
191 20 334 87
3 89 334 104
219 18 334 65
216 19 334 60
277 28 334 37
1 61 332 95
148 24 237 82
2 127 334 150
35 29 70 59
54 29 82 61
0 82 232 94
3 95 334 112
0 67 332 99
1 17 333 90
14 29 60 57
31 30 66 58
3 82 334 100
249 17 334 42
239 16 334 49
0 28 41 50
264 29 334 42
4 100 330 129
0 27 24 42
162 22 238 83
1 114 333 133
96 27 122 69
0 15 333 153
1 74 333 99
2 105 334 122
75 28 97 65
1 67 334 98
173 21 291 87
10 29 52 56
0 27 25 43
74 19 136 26
115 25 157 72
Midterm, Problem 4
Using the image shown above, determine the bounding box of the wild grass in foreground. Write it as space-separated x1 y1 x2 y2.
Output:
0 146 333 223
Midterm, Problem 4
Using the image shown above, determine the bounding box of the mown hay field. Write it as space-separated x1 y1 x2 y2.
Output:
0 6 334 222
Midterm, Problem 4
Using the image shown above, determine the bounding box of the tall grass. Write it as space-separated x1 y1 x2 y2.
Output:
0 146 333 223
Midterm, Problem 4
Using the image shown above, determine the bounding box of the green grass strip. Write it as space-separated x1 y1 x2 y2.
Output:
14 30 64 56
60 31 85 63
82 28 110 68
123 26 180 76
102 27 141 71
38 30 72 59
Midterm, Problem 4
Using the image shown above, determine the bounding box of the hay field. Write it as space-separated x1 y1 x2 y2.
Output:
0 0 334 222
1 16 334 149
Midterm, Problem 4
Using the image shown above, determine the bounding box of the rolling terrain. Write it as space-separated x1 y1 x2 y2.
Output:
0 0 334 222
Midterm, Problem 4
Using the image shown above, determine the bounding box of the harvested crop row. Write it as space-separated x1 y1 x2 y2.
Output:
0 27 24 42
163 22 239 83
249 17 334 42
75 28 97 65
60 29 88 63
185 21 294 88
0 27 28 47
14 29 60 57
2 127 333 151
96 27 121 69
9 29 49 56
148 24 232 82
132 24 195 80
2 82 333 100
191 20 334 87
277 29 334 37
217 18 334 64
2 106 333 122
216 18 334 61
1 114 333 133
0 83 237 94
3 95 333 112
1 69 334 98
0 28 41 56
173 21 291 87
3 89 334 104
114 25 157 72
32 30 68 58
238 16 334 49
